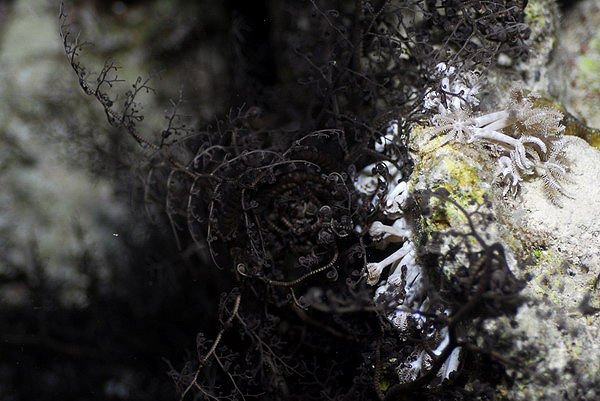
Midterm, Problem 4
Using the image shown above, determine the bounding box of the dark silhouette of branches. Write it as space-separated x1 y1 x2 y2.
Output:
380 188 525 400
59 4 196 177
54 1 533 400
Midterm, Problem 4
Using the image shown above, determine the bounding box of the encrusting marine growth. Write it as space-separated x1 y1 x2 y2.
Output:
356 60 570 391
427 81 571 200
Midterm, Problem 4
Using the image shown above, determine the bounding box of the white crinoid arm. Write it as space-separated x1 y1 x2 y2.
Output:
366 241 413 285
471 127 538 171
470 109 510 131
384 180 409 215
536 137 574 200
369 218 412 242
495 155 522 196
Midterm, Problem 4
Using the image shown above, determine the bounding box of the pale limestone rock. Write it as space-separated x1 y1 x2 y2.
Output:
488 137 600 401
401 127 600 399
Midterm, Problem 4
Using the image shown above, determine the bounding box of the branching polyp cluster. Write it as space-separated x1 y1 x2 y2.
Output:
428 88 570 199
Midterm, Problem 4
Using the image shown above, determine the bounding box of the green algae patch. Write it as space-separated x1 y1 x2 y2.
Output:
409 127 493 240
429 156 488 232
444 157 486 204
577 25 600 87
530 248 544 265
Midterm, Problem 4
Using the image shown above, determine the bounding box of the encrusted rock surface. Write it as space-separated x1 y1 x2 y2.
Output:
408 123 600 399
490 136 600 401
362 1 600 397
408 124 519 278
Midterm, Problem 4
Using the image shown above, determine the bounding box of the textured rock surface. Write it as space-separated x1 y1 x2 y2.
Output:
519 0 560 81
409 124 600 400
408 124 519 277
365 1 600 397
0 0 227 307
403 2 600 387
488 2 600 395
491 136 600 400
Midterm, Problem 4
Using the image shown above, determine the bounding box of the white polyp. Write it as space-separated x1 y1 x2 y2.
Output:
441 347 462 380
403 252 420 288
433 327 450 356
441 76 450 92
391 310 410 332
405 352 425 382
470 127 513 146
384 180 409 214
375 122 398 152
386 180 407 200
386 247 417 287
366 241 413 285
472 128 535 171
391 218 412 238
497 156 511 175
425 63 479 114
369 218 411 241
545 161 566 175
522 135 547 153
354 161 400 196
366 263 385 286
471 110 509 129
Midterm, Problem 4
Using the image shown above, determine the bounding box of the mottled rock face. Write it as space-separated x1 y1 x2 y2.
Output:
362 116 529 389
407 113 600 400
491 136 600 401
372 115 600 398
408 124 512 278
363 0 600 394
